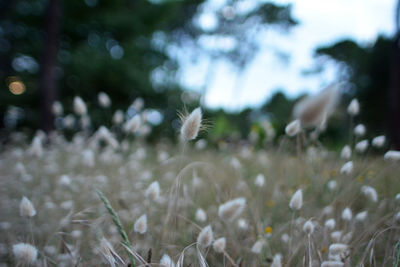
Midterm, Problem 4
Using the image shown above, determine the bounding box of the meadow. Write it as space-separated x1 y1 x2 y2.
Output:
1 94 400 267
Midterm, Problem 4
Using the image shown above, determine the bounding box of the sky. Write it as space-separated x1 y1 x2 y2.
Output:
176 0 397 111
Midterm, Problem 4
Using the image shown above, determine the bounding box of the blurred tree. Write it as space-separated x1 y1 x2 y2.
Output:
315 37 392 144
260 91 295 137
0 0 297 140
389 0 400 149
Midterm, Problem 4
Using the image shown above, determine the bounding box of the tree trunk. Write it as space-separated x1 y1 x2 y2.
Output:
39 0 62 133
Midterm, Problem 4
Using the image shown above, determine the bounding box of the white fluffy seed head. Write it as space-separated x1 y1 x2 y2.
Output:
285 119 301 137
52 101 63 115
197 225 213 248
361 186 378 202
195 208 207 222
254 174 265 187
354 124 366 137
13 243 38 265
237 218 248 230
325 218 336 230
340 161 353 175
20 196 36 218
145 181 160 201
330 231 342 242
289 189 303 210
124 115 141 133
293 83 339 128
134 214 147 234
321 261 344 267
340 145 351 159
355 140 369 153
160 254 175 267
355 211 368 222
98 92 111 108
30 136 43 157
327 180 338 191
347 99 359 116
271 254 282 267
113 110 124 124
341 207 352 221
329 243 348 255
212 237 226 253
251 240 264 254
218 198 246 221
303 220 314 235
384 150 400 161
372 135 385 148
180 107 202 141
73 96 87 116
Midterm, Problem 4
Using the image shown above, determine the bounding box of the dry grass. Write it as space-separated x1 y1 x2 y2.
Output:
0 131 399 266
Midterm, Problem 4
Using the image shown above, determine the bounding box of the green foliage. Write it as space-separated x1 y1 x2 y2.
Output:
0 0 299 142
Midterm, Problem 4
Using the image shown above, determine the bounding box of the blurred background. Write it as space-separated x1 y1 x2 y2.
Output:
0 0 399 148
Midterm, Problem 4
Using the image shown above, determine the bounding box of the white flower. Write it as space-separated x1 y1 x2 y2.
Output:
180 107 202 141
384 150 400 161
347 99 360 116
254 174 265 187
197 225 213 248
145 181 160 201
12 243 38 265
289 189 303 210
20 196 36 218
212 237 226 253
340 161 353 175
251 240 264 254
355 140 369 153
372 135 385 148
361 186 378 202
218 198 246 221
73 96 87 116
134 214 147 234
325 219 336 230
341 207 352 221
98 92 111 108
285 120 301 137
160 254 175 267
195 208 207 222
340 145 351 159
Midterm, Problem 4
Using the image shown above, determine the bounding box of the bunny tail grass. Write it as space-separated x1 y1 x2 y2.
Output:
96 190 136 267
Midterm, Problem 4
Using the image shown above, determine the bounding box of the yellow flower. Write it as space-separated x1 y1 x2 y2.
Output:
264 226 273 234
357 175 364 183
321 247 327 253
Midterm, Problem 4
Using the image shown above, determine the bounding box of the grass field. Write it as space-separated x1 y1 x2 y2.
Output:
1 129 400 266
